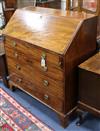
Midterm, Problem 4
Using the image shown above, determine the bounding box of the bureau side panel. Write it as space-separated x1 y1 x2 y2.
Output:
64 16 97 113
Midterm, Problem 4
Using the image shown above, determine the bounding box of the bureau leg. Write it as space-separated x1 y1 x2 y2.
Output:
76 109 85 126
58 115 69 128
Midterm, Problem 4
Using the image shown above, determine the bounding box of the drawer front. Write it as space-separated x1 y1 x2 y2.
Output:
5 37 64 69
5 39 64 81
6 57 64 98
8 73 64 113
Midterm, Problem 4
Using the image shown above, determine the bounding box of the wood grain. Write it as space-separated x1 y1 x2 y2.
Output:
4 7 97 127
4 7 95 54
5 37 64 81
78 52 100 116
79 52 100 75
9 73 64 113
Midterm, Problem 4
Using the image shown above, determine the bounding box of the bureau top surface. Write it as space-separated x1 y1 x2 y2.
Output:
79 52 100 75
4 7 95 54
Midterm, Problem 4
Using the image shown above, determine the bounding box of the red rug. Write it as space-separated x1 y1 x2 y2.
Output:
0 88 53 131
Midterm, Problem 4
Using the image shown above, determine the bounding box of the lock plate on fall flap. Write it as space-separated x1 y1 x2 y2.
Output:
12 41 17 47
41 52 48 71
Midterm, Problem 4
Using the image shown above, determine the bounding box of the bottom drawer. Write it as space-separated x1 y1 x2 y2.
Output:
8 73 64 113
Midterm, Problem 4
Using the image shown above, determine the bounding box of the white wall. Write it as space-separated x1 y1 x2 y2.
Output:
61 0 66 10
0 2 5 28
17 0 36 8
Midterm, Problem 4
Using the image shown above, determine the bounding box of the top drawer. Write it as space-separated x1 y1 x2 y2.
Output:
5 37 64 70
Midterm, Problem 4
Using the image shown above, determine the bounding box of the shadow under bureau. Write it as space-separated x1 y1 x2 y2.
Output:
3 7 97 127
0 35 8 84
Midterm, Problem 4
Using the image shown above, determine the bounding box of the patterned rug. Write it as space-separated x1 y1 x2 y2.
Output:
0 88 53 131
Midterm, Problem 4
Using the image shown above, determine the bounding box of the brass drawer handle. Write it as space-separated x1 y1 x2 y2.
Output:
12 41 17 47
43 80 49 86
58 62 62 67
58 57 63 68
16 65 21 70
44 94 49 100
16 78 22 83
14 52 18 58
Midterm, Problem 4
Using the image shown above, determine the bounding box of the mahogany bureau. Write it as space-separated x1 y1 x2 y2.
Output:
3 7 97 127
77 52 100 124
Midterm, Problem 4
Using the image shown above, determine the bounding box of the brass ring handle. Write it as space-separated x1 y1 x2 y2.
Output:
44 94 49 100
43 80 49 86
17 78 22 83
16 65 21 70
12 41 17 47
14 52 18 58
58 62 62 67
